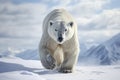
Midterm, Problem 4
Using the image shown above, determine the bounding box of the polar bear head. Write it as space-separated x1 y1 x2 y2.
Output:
48 20 75 44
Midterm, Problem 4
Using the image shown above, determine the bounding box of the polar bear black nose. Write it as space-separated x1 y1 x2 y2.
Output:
58 37 63 42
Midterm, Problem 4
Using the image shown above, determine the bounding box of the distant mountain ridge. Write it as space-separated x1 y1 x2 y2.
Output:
0 48 39 60
16 49 39 60
79 33 120 65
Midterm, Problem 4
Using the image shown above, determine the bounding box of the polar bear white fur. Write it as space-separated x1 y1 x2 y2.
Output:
39 9 79 73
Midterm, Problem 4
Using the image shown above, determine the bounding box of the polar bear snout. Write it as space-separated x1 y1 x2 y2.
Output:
58 37 63 42
58 33 64 42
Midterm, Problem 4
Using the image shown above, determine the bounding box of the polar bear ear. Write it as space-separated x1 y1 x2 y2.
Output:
68 21 73 27
49 20 54 26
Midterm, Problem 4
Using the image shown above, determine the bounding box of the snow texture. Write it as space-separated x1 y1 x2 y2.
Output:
0 57 120 80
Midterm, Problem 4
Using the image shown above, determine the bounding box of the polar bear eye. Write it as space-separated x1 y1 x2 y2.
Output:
69 22 73 27
50 22 53 26
50 20 54 26
55 29 58 31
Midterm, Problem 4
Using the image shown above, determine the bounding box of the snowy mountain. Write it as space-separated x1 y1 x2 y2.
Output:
0 48 22 57
0 48 39 60
79 33 120 65
16 49 39 60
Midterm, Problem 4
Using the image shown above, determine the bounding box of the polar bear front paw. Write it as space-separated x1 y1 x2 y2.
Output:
46 54 56 69
58 67 73 73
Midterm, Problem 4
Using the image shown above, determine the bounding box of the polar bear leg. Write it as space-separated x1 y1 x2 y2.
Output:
39 48 55 69
53 46 64 69
59 50 79 73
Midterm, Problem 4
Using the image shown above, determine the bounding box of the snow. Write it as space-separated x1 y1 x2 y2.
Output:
0 71 45 80
0 57 120 80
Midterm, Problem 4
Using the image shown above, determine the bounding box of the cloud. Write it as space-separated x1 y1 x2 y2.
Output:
0 2 47 38
78 30 120 45
0 0 117 39
68 0 110 17
93 9 120 29
0 1 48 52
78 9 120 30
0 0 120 52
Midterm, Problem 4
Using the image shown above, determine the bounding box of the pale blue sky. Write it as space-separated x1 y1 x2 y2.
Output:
0 0 120 52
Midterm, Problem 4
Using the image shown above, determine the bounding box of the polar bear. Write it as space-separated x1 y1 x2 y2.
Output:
39 9 79 73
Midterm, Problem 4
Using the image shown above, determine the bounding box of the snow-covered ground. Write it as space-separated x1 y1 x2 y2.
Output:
0 56 120 80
